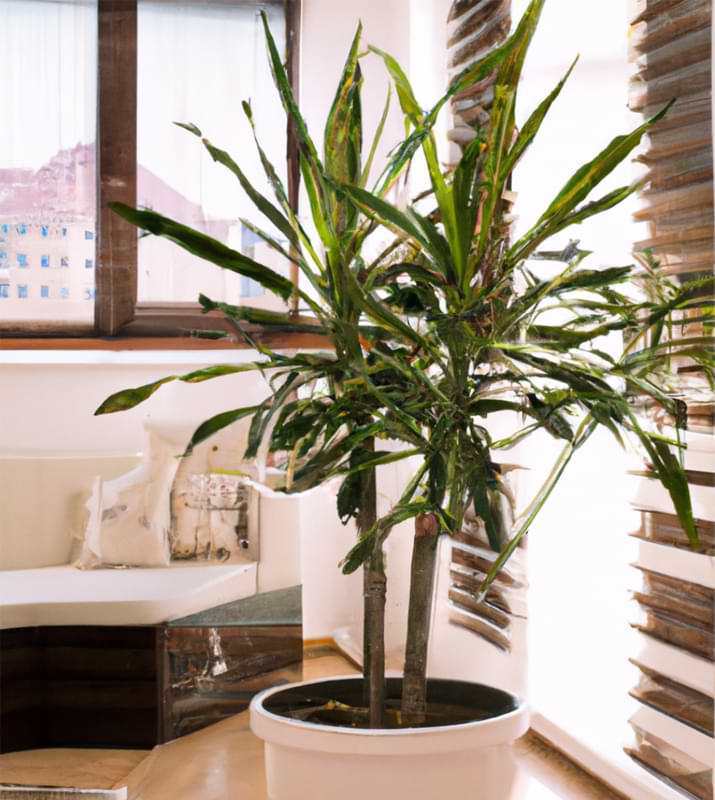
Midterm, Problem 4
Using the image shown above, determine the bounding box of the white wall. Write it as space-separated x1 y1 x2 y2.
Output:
0 351 272 453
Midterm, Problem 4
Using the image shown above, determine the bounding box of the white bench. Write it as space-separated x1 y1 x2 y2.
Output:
0 453 261 631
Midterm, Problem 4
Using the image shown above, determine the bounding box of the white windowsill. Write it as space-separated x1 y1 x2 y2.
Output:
531 710 702 800
0 349 270 367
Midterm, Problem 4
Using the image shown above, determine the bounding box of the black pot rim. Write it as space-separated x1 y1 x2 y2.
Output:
253 674 525 734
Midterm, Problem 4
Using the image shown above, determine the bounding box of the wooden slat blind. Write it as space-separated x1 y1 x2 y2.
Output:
629 0 713 282
447 0 512 149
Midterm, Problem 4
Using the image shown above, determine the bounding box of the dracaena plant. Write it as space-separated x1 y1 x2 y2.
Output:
97 0 713 728
96 7 513 726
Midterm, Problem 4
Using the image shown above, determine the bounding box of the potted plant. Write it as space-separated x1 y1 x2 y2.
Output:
97 2 712 797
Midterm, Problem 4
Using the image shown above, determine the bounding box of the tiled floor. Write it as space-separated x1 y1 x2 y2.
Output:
0 648 623 799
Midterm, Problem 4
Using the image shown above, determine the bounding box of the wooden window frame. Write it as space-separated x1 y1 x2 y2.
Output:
2 0 322 350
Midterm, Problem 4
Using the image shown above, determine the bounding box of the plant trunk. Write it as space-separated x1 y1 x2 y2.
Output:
363 548 386 727
401 513 440 725
357 442 385 727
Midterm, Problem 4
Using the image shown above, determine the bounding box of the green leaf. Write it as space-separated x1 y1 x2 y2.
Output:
470 464 504 553
260 10 322 170
292 422 385 492
325 22 363 184
474 86 516 266
469 399 525 417
174 121 202 137
95 363 267 415
526 393 574 441
198 136 300 249
340 448 421 476
244 371 308 460
260 11 337 252
537 101 674 224
442 0 544 109
198 295 326 334
109 203 294 300
368 45 422 124
361 85 391 188
185 406 261 456
342 184 429 247
95 376 177 415
341 499 429 574
501 56 578 181
493 0 546 104
639 435 699 548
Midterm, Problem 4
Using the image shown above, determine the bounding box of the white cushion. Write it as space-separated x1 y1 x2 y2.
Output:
0 453 142 570
0 560 257 629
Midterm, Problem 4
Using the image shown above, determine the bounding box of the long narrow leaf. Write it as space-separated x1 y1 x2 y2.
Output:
109 203 294 300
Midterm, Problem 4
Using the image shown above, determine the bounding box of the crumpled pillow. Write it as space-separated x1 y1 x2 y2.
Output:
76 449 177 569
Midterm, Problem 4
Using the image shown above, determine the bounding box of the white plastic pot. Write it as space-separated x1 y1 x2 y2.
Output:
250 676 529 800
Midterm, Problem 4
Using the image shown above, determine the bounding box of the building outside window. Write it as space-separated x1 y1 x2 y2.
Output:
41 255 50 268
17 284 28 299
40 285 49 298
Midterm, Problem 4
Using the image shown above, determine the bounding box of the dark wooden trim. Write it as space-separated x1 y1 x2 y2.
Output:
155 626 170 744
0 332 331 351
0 321 94 336
96 0 138 336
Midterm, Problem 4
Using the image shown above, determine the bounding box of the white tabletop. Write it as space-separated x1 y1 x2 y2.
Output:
0 560 257 629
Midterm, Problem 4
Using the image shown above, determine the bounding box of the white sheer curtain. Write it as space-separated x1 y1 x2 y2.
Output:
0 0 96 323
137 0 287 306
1 0 96 172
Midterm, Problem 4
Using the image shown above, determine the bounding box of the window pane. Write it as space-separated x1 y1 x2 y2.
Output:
0 0 97 328
137 0 289 309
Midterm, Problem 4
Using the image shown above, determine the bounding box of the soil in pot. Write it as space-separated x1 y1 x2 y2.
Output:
261 676 519 729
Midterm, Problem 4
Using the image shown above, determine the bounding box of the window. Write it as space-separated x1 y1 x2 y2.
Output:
1 0 298 341
59 287 69 299
84 287 95 301
136 0 288 311
0 0 96 332
0 284 8 299
40 285 49 298
510 2 667 795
